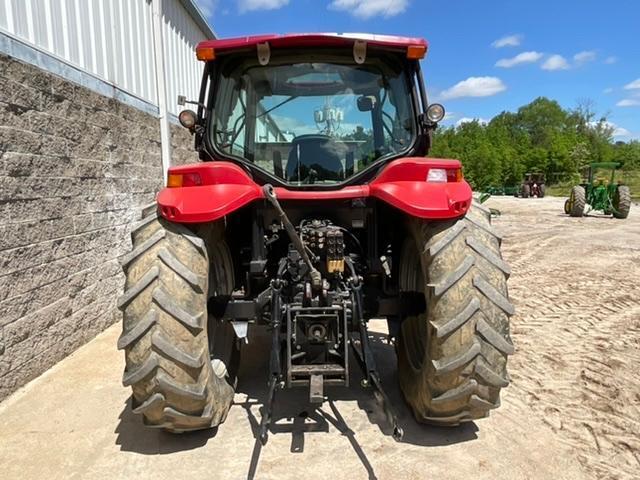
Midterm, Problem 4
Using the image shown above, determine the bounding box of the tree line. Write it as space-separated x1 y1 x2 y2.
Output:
429 97 640 190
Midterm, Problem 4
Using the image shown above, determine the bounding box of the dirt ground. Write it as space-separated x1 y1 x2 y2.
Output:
491 196 640 479
0 196 638 480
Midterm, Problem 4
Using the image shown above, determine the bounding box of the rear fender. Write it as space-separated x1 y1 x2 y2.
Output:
370 158 472 219
156 157 472 223
157 162 263 223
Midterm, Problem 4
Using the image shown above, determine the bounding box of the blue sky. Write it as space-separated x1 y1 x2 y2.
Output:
194 0 640 140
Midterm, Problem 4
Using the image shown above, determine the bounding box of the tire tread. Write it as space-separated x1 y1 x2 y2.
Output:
118 210 235 431
398 202 514 425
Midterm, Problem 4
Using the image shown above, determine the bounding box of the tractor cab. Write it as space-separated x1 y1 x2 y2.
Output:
525 173 544 183
177 33 446 189
580 162 623 187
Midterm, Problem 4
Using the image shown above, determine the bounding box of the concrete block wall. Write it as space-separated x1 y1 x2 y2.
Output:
171 123 198 166
0 53 197 400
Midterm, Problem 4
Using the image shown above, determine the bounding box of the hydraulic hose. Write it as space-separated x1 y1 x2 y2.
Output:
262 184 321 287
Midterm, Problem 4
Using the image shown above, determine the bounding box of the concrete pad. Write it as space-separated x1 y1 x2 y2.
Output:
0 320 584 480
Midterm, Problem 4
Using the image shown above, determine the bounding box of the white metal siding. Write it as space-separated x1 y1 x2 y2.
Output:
0 0 208 115
162 0 204 115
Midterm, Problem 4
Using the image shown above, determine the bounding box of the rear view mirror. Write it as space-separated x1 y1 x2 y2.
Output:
357 96 377 112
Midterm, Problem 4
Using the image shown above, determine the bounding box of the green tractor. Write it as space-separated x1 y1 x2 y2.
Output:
564 162 631 219
485 185 519 196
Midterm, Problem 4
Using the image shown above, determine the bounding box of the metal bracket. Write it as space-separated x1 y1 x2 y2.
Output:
231 320 249 343
310 374 324 403
257 42 271 66
353 40 367 64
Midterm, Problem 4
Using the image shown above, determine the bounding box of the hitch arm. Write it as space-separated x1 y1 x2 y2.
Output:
259 280 284 445
348 270 404 441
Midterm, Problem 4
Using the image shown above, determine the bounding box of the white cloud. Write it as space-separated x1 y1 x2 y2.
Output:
624 78 640 90
616 99 640 107
603 88 613 94
495 51 543 68
456 117 489 127
238 0 289 13
604 56 618 65
541 55 570 71
439 77 507 100
573 50 597 65
195 0 217 17
271 115 317 136
590 121 632 138
492 34 523 48
612 126 631 137
328 0 408 19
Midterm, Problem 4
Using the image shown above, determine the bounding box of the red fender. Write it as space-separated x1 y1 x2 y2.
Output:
369 158 472 218
157 158 472 223
157 162 263 223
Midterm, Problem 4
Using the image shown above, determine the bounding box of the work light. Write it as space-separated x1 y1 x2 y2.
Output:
426 103 445 123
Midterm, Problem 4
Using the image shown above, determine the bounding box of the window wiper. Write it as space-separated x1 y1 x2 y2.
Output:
256 96 299 118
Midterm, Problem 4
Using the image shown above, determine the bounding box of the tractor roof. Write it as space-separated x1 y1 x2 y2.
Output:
197 33 428 57
585 162 621 169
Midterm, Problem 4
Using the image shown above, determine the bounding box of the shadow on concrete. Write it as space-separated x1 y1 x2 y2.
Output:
236 327 478 446
235 327 478 479
115 397 220 454
114 325 478 467
237 397 380 480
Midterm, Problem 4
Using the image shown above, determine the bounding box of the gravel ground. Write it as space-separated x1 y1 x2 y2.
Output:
0 196 638 480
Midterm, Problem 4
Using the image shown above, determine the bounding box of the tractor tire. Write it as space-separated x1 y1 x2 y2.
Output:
117 207 237 432
613 186 631 219
397 202 514 426
538 184 546 198
569 186 585 217
521 184 530 198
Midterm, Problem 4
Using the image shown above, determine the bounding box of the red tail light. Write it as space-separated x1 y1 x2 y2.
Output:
427 168 463 183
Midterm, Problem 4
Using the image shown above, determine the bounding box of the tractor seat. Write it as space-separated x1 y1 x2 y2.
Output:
286 134 347 182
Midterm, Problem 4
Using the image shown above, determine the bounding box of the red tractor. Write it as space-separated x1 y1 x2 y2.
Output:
519 173 546 198
118 34 513 442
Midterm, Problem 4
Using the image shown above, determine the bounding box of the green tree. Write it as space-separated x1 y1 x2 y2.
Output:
429 96 637 190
